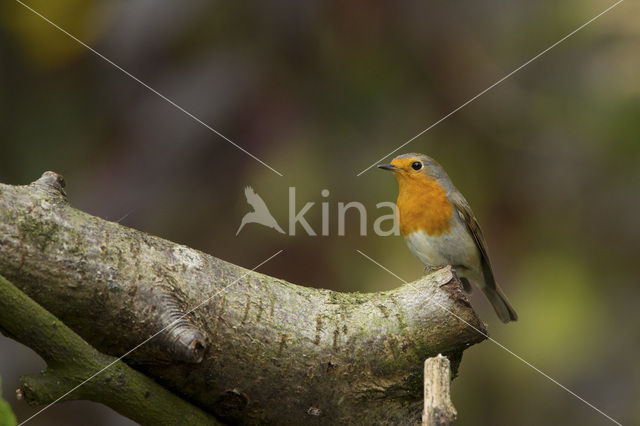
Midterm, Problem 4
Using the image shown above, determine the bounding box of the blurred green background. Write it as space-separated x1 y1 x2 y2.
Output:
1 0 638 424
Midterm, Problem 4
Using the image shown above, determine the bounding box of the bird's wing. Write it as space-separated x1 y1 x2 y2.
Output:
449 191 496 289
244 186 268 211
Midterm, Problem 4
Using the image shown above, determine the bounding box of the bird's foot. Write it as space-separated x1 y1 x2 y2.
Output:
422 264 449 275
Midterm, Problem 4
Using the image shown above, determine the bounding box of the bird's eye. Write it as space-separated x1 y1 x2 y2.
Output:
411 161 422 171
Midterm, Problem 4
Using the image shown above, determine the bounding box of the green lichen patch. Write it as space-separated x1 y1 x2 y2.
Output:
19 216 59 251
327 290 372 305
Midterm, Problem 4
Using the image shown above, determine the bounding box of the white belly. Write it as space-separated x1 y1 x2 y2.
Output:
404 220 481 277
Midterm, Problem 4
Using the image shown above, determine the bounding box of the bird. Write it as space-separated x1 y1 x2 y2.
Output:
236 186 285 235
378 153 517 323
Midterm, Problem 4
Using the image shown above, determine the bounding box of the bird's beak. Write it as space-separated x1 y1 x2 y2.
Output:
377 163 399 172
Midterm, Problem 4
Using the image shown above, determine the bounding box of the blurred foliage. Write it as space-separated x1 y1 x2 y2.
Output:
0 376 17 426
0 0 638 425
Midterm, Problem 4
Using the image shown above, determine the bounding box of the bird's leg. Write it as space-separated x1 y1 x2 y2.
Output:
423 265 466 289
431 265 472 291
422 264 448 275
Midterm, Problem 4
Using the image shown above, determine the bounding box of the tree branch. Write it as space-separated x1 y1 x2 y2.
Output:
0 172 487 424
422 354 457 426
0 274 220 425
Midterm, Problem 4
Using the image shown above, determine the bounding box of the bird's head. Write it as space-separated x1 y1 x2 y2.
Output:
377 153 450 189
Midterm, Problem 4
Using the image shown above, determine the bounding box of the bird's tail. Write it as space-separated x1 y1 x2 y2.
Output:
482 285 518 323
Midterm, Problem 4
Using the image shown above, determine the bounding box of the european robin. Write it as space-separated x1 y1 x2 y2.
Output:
378 153 518 323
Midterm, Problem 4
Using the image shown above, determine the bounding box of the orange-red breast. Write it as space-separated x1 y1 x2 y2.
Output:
378 153 518 323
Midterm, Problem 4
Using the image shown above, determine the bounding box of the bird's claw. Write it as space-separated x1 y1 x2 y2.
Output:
423 264 449 276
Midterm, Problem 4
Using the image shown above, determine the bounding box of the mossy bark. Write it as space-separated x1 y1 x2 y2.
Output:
0 172 487 424
0 274 220 425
